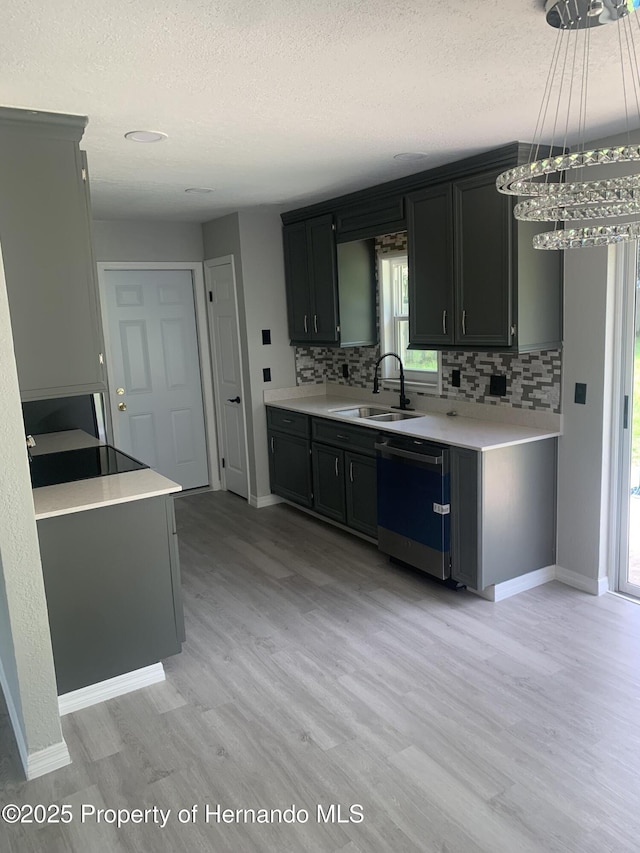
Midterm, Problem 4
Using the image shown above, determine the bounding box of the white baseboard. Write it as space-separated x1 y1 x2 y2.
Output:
0 655 71 779
250 493 284 509
555 565 607 596
26 740 71 780
58 662 165 716
470 565 557 602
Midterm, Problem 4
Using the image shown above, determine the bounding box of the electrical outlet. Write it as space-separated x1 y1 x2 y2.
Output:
452 369 461 388
342 364 349 379
574 382 587 404
489 374 507 397
261 329 271 345
262 367 271 382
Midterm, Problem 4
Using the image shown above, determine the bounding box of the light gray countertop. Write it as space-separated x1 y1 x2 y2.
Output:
31 430 181 521
266 395 561 451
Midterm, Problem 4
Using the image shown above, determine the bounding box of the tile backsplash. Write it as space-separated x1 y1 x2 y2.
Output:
294 232 562 414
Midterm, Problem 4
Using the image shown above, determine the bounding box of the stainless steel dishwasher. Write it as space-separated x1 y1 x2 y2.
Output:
375 435 450 579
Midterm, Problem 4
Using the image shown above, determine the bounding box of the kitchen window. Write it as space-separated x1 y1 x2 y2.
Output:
379 252 440 387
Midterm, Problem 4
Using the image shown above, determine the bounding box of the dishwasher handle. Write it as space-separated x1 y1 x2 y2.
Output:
375 440 443 466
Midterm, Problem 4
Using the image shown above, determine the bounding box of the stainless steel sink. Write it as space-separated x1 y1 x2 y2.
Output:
366 411 424 422
331 406 423 422
331 406 391 418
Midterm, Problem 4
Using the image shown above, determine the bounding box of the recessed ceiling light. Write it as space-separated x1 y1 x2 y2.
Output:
393 152 429 162
124 130 168 143
185 187 215 194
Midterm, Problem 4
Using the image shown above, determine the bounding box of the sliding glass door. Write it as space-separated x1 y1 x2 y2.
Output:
617 244 640 597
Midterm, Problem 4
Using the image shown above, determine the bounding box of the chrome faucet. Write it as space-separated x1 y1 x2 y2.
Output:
372 352 412 411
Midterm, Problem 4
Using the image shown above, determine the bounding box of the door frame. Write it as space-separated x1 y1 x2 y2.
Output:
204 255 251 498
96 261 221 491
610 242 638 595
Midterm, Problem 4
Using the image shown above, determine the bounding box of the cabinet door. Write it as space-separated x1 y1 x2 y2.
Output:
345 452 378 538
407 184 455 347
307 214 339 344
450 447 480 589
37 496 182 695
312 443 346 522
283 221 312 342
0 120 106 400
268 431 312 506
454 171 513 348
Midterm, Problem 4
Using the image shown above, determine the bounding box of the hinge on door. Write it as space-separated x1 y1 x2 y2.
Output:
81 167 87 182
221 457 225 468
510 324 517 336
98 353 104 365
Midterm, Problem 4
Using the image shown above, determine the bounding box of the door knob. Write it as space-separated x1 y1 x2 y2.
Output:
116 387 125 396
227 396 241 403
118 402 127 411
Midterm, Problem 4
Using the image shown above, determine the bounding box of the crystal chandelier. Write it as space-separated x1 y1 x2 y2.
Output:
497 0 640 249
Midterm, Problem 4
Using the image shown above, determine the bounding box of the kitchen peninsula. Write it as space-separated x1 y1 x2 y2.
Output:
31 431 184 706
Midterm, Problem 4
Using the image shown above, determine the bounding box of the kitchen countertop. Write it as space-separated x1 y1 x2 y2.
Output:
266 395 561 451
31 430 181 520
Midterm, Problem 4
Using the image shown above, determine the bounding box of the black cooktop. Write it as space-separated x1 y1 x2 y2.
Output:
30 445 148 489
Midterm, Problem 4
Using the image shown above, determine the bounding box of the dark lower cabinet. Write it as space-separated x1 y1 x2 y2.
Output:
37 495 183 696
312 443 346 522
450 447 480 589
450 440 557 590
345 452 378 538
268 430 312 507
312 443 378 537
266 408 377 539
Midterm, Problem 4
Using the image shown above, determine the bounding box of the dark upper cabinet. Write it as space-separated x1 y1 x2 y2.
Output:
0 107 106 400
454 171 513 348
283 142 561 354
283 214 338 345
283 214 376 347
408 167 561 353
335 194 405 242
407 184 454 348
283 221 313 342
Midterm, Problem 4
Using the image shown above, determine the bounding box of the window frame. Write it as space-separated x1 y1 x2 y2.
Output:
378 251 440 390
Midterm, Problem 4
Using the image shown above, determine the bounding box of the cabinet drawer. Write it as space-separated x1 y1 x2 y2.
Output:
312 418 378 456
267 407 310 438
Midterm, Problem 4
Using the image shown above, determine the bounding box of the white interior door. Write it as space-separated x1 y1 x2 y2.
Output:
205 259 249 499
102 269 209 490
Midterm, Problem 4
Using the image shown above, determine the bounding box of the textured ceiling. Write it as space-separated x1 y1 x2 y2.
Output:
0 0 634 221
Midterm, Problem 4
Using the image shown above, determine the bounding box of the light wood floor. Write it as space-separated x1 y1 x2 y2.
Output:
2 490 640 852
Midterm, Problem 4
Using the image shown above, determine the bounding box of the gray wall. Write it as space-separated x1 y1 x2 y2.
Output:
93 220 204 262
556 131 639 590
201 213 256 495
236 212 297 501
0 241 64 762
202 211 296 504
